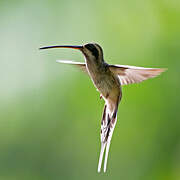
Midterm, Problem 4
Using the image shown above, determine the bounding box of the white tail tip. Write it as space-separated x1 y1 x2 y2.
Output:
98 143 106 173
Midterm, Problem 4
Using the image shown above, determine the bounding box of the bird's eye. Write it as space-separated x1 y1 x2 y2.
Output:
85 44 99 59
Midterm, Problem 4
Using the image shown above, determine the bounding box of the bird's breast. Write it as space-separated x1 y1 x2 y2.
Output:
87 66 121 99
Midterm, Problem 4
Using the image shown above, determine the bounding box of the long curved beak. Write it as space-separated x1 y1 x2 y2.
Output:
39 45 83 50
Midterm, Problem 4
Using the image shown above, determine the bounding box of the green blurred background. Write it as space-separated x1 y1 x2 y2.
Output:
0 0 180 179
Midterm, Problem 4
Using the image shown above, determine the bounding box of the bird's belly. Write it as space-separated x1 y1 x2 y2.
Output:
92 74 120 98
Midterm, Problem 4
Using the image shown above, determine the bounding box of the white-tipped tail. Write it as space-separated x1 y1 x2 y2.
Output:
104 140 111 172
103 117 117 172
98 103 118 172
98 143 106 172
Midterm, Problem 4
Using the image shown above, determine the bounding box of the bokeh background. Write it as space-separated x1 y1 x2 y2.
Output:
0 0 180 179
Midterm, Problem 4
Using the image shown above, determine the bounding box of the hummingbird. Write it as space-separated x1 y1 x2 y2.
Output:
39 43 166 172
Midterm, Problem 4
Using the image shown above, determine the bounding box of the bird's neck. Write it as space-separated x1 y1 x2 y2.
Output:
85 58 107 76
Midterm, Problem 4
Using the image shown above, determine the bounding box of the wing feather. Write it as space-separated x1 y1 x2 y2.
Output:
109 64 166 85
56 60 87 73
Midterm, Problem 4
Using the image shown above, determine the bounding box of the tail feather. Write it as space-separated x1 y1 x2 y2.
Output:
104 139 110 172
104 116 117 172
98 103 118 172
98 142 106 172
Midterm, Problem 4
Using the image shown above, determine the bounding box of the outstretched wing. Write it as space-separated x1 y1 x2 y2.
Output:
56 60 87 73
109 64 166 85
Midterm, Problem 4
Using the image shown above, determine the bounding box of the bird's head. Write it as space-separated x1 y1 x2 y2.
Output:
39 43 104 64
82 43 104 64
